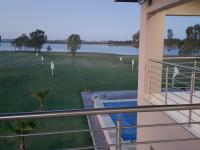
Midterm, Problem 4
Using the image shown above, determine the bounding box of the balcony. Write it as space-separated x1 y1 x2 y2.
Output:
147 58 200 132
136 57 200 150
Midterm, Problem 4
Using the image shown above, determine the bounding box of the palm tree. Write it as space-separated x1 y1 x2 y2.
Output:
32 90 49 111
8 120 36 150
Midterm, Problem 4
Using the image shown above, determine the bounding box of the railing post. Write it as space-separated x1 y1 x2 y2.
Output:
165 65 169 105
116 117 121 150
150 145 155 150
188 70 195 127
193 59 196 92
149 62 152 99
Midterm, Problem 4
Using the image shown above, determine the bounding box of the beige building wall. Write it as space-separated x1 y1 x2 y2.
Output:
138 7 165 102
137 0 200 150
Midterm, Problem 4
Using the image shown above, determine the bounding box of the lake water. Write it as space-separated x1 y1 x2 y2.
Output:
0 42 179 56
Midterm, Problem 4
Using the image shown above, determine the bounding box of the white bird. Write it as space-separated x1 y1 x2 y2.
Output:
131 59 135 70
36 52 39 57
120 57 123 64
172 66 180 87
50 61 55 77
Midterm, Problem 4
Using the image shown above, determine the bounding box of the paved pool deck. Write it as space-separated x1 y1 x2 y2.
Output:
81 90 137 150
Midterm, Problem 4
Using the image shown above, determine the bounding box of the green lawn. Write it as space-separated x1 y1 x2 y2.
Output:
0 52 138 150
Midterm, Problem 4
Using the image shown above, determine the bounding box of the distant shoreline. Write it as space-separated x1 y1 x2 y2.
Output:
0 50 137 56
0 50 183 58
1 40 180 47
0 42 180 56
1 41 134 47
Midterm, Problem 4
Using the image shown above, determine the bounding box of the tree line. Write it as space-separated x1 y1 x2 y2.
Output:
132 23 200 56
4 24 200 56
11 29 81 56
82 40 132 46
178 24 200 56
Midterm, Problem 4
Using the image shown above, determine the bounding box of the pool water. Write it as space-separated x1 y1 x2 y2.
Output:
103 101 137 141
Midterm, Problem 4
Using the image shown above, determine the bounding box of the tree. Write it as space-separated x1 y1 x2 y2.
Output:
67 34 81 56
14 36 23 50
20 34 30 51
32 89 49 111
30 29 47 53
164 29 181 49
178 24 200 56
167 29 173 40
132 31 140 48
194 24 200 39
186 26 194 40
21 34 30 51
12 41 17 51
165 29 174 48
0 35 1 44
13 34 30 51
8 120 36 150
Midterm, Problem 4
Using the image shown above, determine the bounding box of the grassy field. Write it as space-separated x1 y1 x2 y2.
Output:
0 52 138 150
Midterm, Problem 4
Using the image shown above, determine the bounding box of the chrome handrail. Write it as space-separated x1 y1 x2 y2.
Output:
2 121 200 139
164 57 200 60
1 104 200 150
0 104 200 120
150 59 200 72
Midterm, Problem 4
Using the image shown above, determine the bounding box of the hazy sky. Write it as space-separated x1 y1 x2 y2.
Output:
0 0 199 40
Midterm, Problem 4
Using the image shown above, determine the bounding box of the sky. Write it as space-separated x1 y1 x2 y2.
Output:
0 0 199 41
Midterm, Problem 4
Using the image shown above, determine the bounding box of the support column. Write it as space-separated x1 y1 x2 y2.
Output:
137 7 166 105
137 8 166 150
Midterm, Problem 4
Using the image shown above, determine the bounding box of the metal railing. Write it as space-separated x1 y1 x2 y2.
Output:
148 57 200 130
1 104 200 150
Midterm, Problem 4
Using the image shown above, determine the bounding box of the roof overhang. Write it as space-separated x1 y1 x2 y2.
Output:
114 0 138 2
115 0 152 5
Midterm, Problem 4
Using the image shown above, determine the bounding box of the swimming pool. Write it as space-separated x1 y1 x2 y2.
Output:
103 101 137 141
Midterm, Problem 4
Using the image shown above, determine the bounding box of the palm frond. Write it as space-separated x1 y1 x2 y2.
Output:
8 120 37 135
32 89 49 101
